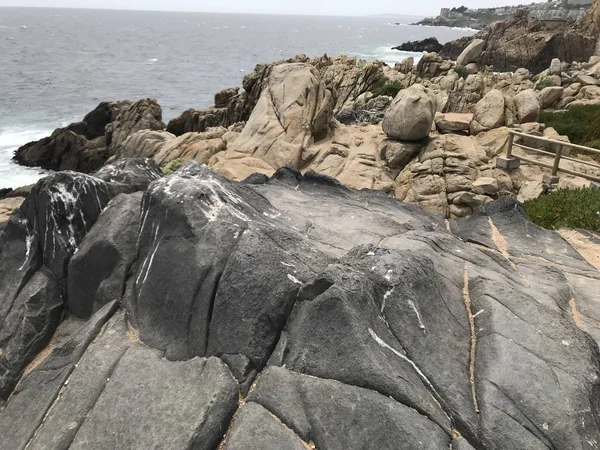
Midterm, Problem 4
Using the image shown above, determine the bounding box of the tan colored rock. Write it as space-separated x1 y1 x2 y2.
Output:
117 130 175 160
470 89 505 135
0 197 24 225
538 87 564 109
394 134 497 218
513 68 530 83
514 89 540 123
456 39 485 66
210 63 334 179
472 177 499 196
435 113 473 132
517 180 545 203
576 74 598 86
382 85 436 141
563 83 581 98
105 98 166 156
549 58 562 76
155 129 227 166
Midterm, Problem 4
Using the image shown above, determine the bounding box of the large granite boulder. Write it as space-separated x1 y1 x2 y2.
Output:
470 89 506 135
210 63 334 180
538 86 565 109
456 39 485 66
115 130 175 159
382 85 436 141
514 89 541 123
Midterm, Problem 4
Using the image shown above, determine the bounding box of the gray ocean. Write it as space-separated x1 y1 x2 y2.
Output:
0 7 475 188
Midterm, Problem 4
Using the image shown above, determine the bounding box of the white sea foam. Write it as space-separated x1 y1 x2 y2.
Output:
0 125 54 189
372 46 424 66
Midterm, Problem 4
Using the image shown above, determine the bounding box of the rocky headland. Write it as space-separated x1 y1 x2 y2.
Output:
1 3 600 448
416 0 593 30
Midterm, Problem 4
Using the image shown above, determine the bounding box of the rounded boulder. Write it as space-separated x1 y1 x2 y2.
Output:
382 85 436 142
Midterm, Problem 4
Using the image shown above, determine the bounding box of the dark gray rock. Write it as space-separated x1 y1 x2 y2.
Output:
94 157 163 194
18 172 113 282
69 351 238 450
2 162 600 449
24 309 131 450
277 262 452 432
13 100 164 173
393 37 444 53
67 192 143 318
223 402 308 450
0 268 62 400
250 366 452 449
0 300 118 450
0 172 114 399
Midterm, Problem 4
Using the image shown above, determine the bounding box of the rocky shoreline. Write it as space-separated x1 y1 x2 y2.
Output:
1 3 600 449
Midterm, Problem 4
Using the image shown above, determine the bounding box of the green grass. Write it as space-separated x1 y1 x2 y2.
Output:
370 77 404 99
524 188 600 231
540 105 600 149
163 158 183 175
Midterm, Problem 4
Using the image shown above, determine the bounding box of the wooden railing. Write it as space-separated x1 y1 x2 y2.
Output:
497 130 600 184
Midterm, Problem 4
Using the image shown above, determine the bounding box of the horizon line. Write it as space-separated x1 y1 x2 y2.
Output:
0 5 430 19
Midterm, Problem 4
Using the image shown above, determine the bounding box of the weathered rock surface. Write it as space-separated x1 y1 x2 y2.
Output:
393 37 444 53
210 63 334 180
456 39 486 66
1 162 600 449
441 9 597 74
13 100 165 174
470 89 506 135
0 161 161 401
382 85 436 141
514 89 541 123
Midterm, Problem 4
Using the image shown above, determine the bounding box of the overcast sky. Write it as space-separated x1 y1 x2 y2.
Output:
0 0 545 16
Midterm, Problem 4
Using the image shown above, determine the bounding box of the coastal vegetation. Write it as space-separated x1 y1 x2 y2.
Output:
540 105 600 150
525 187 600 231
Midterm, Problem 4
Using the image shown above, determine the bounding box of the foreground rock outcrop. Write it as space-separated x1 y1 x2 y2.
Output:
0 161 600 449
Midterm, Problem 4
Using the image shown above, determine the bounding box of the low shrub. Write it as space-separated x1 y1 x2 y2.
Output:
371 77 404 98
535 77 556 91
163 158 183 175
524 188 600 231
454 65 470 80
540 105 600 146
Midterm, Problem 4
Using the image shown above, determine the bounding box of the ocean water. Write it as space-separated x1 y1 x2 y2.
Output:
0 7 475 189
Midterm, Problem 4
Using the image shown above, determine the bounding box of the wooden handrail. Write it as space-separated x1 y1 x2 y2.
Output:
499 130 600 184
509 130 600 156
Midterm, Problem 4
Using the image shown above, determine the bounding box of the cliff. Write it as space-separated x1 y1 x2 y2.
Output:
440 9 597 73
417 0 593 30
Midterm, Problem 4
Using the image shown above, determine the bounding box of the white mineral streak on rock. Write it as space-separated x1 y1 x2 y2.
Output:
407 299 426 332
287 274 303 285
369 328 440 399
381 288 394 312
18 217 34 271
136 223 160 286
